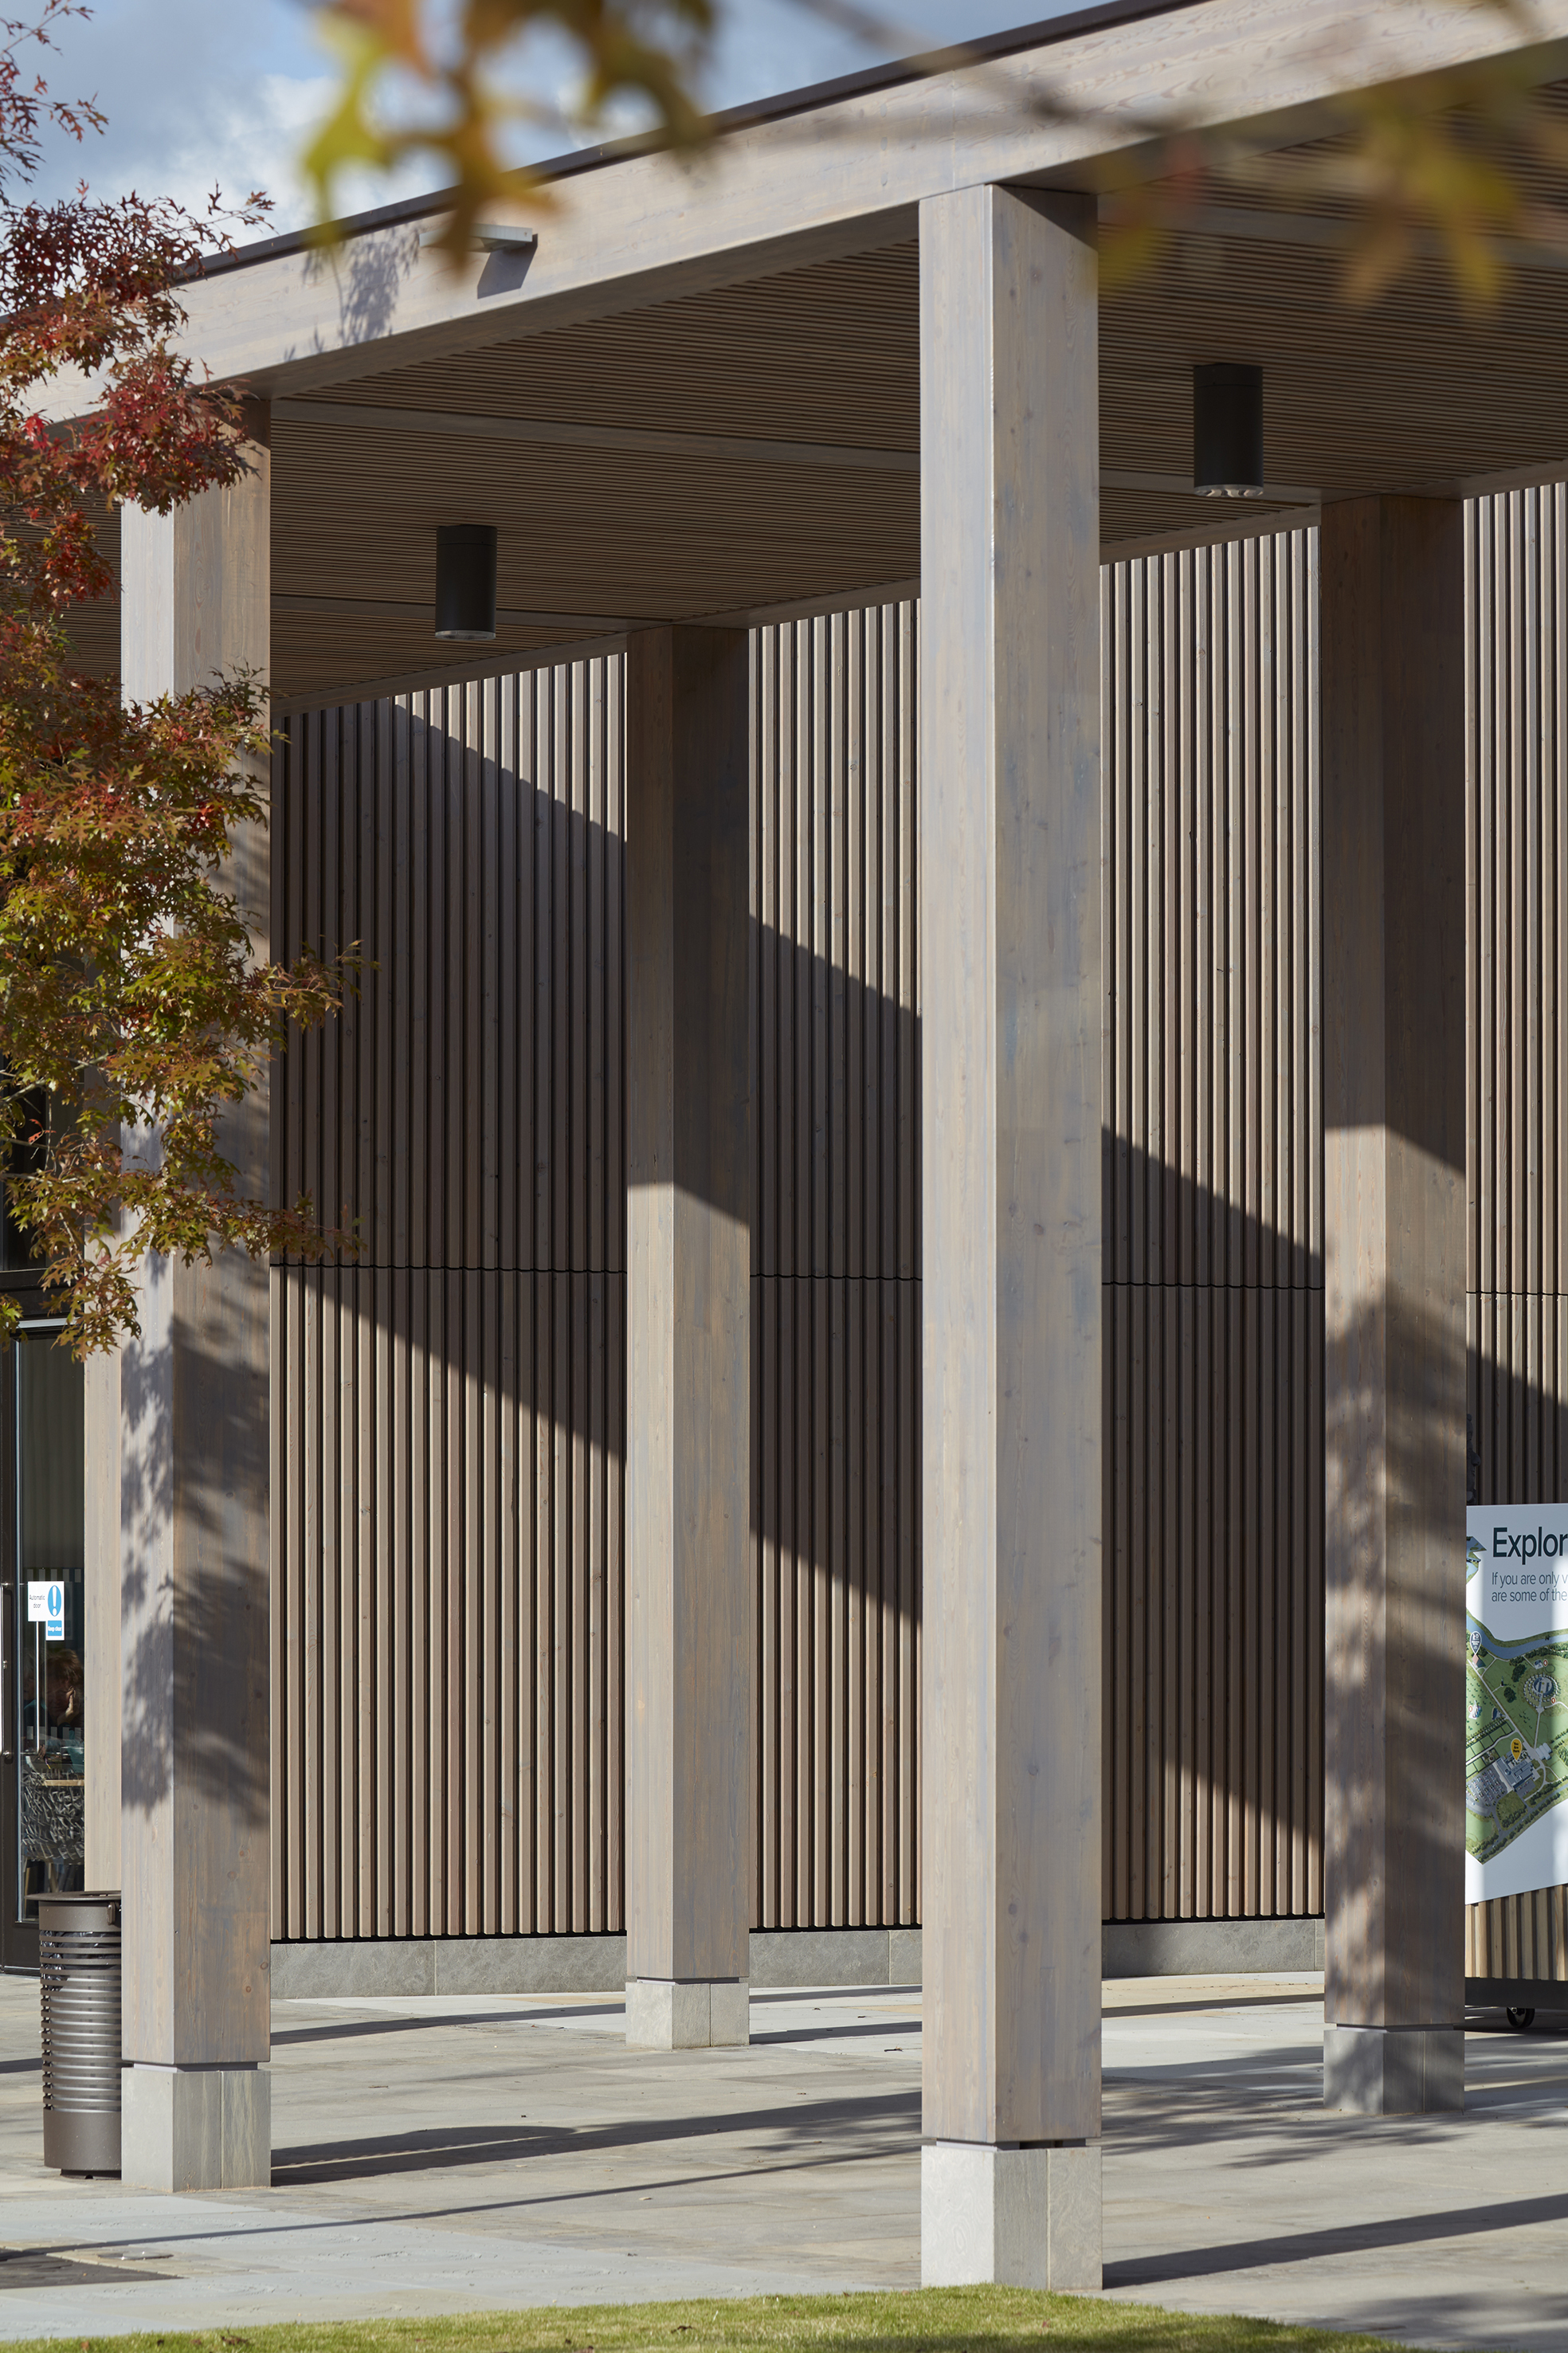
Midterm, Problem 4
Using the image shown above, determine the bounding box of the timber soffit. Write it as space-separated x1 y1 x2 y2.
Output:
253 216 1568 654
75 190 1568 703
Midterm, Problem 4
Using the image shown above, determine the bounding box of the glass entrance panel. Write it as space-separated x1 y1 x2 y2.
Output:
14 1333 84 1924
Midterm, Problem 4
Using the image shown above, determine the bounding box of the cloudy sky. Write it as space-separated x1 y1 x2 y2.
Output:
25 0 1076 237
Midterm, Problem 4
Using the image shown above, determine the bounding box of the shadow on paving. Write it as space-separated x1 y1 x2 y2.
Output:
272 2088 921 2186
752 2019 920 2046
270 2143 908 2206
747 1989 923 2006
0 2250 167 2289
1103 2043 1329 2140
1104 2040 1325 2084
1104 1992 1325 2020
272 2006 623 2048
1105 2187 1568 2288
1100 2073 1497 2171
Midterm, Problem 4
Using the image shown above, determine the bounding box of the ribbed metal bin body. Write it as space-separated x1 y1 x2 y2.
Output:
39 1892 121 2174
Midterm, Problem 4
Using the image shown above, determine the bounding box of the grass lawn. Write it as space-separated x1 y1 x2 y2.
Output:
8 2288 1475 2353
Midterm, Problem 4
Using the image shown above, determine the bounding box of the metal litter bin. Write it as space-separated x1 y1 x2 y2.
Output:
39 1892 120 2175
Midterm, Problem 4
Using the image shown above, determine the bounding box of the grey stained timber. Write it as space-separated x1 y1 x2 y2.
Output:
624 626 752 2045
1100 531 1323 1932
1321 496 1467 2112
916 182 1102 2287
109 421 274 2190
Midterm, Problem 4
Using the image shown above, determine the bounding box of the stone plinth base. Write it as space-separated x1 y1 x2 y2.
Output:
625 1978 750 2049
1323 2024 1464 2114
921 2140 1101 2290
122 2064 271 2191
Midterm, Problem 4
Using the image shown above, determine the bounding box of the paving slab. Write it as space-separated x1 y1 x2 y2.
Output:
1099 1978 1568 2350
0 1980 923 2337
0 1972 1558 2347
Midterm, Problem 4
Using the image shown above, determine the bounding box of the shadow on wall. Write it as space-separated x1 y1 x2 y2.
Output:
1104 1139 1523 1957
1323 1281 1467 2012
267 697 922 1938
267 694 1411 1952
180 684 1527 1957
119 1270 269 1836
1469 1310 1568 1510
296 229 421 366
1102 1135 1324 1928
269 688 1536 1951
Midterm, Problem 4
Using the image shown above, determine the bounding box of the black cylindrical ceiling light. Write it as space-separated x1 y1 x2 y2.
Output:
1193 363 1264 498
434 524 498 640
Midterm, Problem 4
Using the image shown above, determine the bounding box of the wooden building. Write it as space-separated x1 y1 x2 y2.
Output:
21 0 1568 2286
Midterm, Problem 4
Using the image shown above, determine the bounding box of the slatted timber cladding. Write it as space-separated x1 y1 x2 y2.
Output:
1465 485 1568 1985
751 608 921 1931
270 669 627 1939
272 557 1327 1944
1101 530 1325 1924
270 612 927 1941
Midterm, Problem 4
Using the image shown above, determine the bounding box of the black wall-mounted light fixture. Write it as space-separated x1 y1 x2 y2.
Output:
1193 363 1264 498
434 524 498 640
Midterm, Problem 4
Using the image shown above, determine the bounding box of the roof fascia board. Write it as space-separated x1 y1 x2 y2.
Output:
36 0 1568 421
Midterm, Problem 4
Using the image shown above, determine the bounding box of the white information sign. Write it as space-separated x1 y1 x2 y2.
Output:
25 1580 63 1642
1466 1504 1568 1904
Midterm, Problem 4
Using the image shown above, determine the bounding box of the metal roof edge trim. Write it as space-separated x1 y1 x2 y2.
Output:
193 0 1206 280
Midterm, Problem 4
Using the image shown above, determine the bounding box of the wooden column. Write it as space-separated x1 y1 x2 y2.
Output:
917 183 1102 2288
1322 495 1466 2114
624 623 751 2049
106 411 272 2188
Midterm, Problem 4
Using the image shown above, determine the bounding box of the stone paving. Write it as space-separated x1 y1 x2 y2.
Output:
0 1974 1560 2347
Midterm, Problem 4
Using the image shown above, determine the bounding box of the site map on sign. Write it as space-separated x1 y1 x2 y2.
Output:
1467 1510 1568 1902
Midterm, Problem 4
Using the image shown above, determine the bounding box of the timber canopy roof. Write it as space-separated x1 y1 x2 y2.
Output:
57 0 1568 709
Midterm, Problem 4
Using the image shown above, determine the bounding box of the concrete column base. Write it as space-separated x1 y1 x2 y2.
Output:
1323 2025 1464 2114
921 2140 1101 2290
625 1978 750 2049
122 2064 271 2191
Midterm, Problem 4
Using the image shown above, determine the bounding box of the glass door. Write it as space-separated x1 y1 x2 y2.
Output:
0 1326 85 1971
